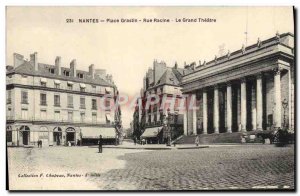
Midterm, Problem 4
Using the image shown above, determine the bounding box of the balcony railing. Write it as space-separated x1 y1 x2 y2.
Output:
6 79 112 95
6 115 114 125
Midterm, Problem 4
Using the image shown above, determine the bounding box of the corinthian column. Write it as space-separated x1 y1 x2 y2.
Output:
240 78 247 132
273 67 282 128
256 73 263 131
183 96 188 135
214 85 219 133
226 82 232 133
251 84 257 131
202 89 208 134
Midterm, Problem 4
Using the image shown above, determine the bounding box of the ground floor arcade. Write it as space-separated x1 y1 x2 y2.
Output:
6 123 117 147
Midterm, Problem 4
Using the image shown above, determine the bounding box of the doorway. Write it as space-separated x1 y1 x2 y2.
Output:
20 126 30 145
66 127 76 146
53 127 62 145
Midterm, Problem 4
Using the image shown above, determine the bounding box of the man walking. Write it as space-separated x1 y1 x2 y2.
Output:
98 135 103 153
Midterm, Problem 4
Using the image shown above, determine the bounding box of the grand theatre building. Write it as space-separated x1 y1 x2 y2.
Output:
6 52 121 147
181 32 294 139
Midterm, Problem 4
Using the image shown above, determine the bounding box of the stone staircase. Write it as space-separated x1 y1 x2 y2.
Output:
173 131 270 144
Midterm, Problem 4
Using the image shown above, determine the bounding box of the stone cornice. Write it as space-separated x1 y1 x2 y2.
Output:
6 84 113 98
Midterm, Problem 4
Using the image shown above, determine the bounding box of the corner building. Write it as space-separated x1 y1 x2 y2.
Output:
181 33 294 137
6 52 119 146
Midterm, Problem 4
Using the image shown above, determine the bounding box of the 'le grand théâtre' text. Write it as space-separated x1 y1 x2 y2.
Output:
67 17 216 24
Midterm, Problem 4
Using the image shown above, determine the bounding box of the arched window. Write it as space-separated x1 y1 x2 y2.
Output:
20 126 30 131
6 126 12 142
39 126 49 140
66 127 75 132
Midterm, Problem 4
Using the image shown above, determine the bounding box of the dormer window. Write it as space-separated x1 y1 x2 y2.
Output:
63 70 70 77
77 73 84 79
49 68 55 74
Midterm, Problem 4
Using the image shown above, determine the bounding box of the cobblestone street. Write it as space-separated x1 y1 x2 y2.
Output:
8 145 294 190
91 145 295 190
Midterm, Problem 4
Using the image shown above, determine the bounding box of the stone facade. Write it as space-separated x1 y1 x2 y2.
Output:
181 33 294 135
6 52 120 147
137 61 185 143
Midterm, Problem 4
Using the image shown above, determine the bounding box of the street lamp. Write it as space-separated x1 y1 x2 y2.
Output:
164 108 178 146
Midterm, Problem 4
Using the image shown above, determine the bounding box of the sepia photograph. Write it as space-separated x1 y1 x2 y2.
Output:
5 6 295 191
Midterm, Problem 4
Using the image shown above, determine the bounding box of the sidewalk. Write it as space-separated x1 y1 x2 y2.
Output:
88 141 276 150
89 142 209 150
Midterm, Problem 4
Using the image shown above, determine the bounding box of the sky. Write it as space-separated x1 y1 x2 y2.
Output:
6 6 294 128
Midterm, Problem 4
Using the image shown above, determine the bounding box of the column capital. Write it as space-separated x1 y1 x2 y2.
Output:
240 77 247 83
273 67 283 75
256 72 263 79
213 84 219 89
226 81 232 86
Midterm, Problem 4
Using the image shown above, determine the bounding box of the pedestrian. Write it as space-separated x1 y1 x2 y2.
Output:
98 135 103 153
195 135 199 146
40 140 43 148
133 137 136 145
37 140 40 148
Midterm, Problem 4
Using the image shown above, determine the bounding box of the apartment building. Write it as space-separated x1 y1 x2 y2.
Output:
6 52 120 146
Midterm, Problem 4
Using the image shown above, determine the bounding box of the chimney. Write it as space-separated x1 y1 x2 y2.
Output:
55 56 61 75
30 52 38 71
95 69 106 79
13 53 24 68
153 60 167 84
174 62 178 69
70 59 77 77
89 64 95 79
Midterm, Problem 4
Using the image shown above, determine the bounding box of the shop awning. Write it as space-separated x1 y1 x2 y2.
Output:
141 126 162 138
54 80 61 84
67 81 74 85
79 83 86 88
40 78 47 83
81 127 116 139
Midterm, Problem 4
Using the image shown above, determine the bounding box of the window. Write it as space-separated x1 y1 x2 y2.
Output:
40 81 47 87
67 83 73 90
92 85 96 93
7 90 11 104
54 95 60 106
55 83 60 89
40 110 47 119
80 97 85 109
77 73 84 79
49 68 55 74
64 70 70 77
92 113 97 123
105 99 110 109
68 111 73 122
40 93 47 106
80 87 85 92
21 108 28 119
92 99 97 110
80 112 85 122
21 91 28 104
67 95 73 108
54 111 60 121
7 108 12 118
